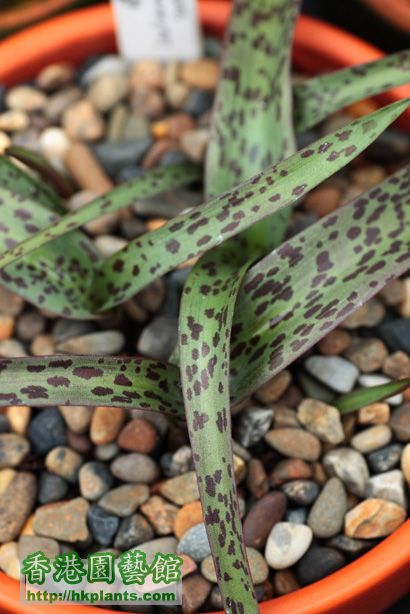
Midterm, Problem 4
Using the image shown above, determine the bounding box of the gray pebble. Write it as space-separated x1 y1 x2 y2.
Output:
296 546 346 585
285 508 307 524
308 478 347 538
92 139 152 177
176 523 211 562
323 448 369 496
38 472 69 504
28 408 66 455
87 504 120 547
110 454 160 484
234 407 274 448
365 470 407 508
282 480 320 506
114 514 154 550
367 444 403 473
304 355 359 393
326 535 376 557
137 315 178 360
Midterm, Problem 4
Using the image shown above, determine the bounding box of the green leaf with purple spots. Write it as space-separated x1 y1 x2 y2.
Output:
336 378 410 414
230 165 410 402
0 356 183 416
294 49 410 133
92 100 409 312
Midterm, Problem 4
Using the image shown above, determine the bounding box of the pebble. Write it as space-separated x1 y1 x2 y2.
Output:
92 139 152 177
87 504 120 547
18 535 59 561
390 405 410 441
0 109 29 132
265 428 321 462
282 480 320 506
118 418 159 454
246 458 269 499
174 501 203 539
66 431 92 455
0 339 27 357
110 453 160 484
79 461 113 500
327 534 375 557
176 523 211 562
57 330 125 355
341 299 385 329
401 443 410 485
317 329 352 356
65 142 113 193
180 128 209 162
0 130 11 154
94 442 119 461
160 445 193 478
159 471 199 505
383 352 410 379
298 371 336 405
274 569 300 595
323 448 369 496
0 433 30 468
202 547 268 584
140 496 178 535
296 546 346 586
297 399 344 444
0 472 37 541
6 406 30 436
182 573 211 614
33 497 89 542
255 370 291 404
98 483 149 517
81 56 128 86
0 314 14 341
28 408 67 455
138 536 177 563
95 235 128 257
62 99 105 141
345 338 388 373
351 425 392 454
368 444 403 473
307 478 347 538
45 446 83 483
378 319 410 354
46 86 82 122
270 459 313 485
365 470 407 508
181 59 219 90
273 406 300 429
39 126 71 164
265 522 313 570
358 403 390 425
304 355 359 393
184 89 214 117
30 334 55 356
345 499 406 538
58 405 93 435
304 184 342 216
0 542 19 580
399 278 410 318
0 287 24 316
359 375 403 406
114 513 154 550
137 315 178 360
37 62 75 91
38 472 68 504
286 508 308 524
87 73 129 113
6 85 48 111
234 407 274 448
90 406 125 445
243 491 287 550
16 311 46 341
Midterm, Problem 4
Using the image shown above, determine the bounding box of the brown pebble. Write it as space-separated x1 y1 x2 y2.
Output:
7 406 31 436
358 403 390 425
130 60 164 90
247 458 269 499
383 352 410 379
36 62 75 92
30 334 55 356
143 138 181 168
317 329 351 355
274 569 300 595
379 279 405 306
345 499 406 538
265 428 321 462
0 472 37 542
182 573 212 613
255 370 292 404
140 496 178 535
270 459 313 486
65 142 113 193
151 113 195 140
63 99 105 141
118 418 158 454
90 406 125 445
33 498 89 542
0 315 14 341
174 501 203 539
304 184 342 216
243 491 287 550
345 338 388 373
181 59 219 90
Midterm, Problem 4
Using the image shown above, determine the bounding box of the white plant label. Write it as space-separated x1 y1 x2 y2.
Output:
111 0 202 61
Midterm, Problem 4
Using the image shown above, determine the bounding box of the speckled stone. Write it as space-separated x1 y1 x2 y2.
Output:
265 428 321 462
282 480 320 506
345 338 388 373
297 399 344 444
323 448 369 496
98 484 150 517
18 535 59 561
87 505 119 547
78 461 113 500
345 499 406 538
176 523 211 562
140 496 178 535
159 471 199 505
114 513 154 550
308 478 347 538
265 522 313 570
0 434 30 468
234 407 274 448
368 444 403 473
33 497 89 542
45 446 83 483
0 472 37 542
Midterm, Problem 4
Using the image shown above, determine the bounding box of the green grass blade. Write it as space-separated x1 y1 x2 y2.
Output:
230 165 410 402
0 356 183 416
336 378 410 414
93 100 409 312
294 49 410 133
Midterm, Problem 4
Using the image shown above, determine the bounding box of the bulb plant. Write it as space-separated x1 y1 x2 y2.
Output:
0 1 409 612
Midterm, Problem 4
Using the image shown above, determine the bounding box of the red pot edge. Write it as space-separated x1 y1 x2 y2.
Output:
0 3 409 613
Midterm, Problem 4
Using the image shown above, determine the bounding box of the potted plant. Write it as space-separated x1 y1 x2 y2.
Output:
0 1 409 613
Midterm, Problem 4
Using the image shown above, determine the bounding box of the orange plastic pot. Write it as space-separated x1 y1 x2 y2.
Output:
0 3 409 613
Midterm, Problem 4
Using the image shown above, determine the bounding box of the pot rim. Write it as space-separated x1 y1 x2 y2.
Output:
0 3 409 613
